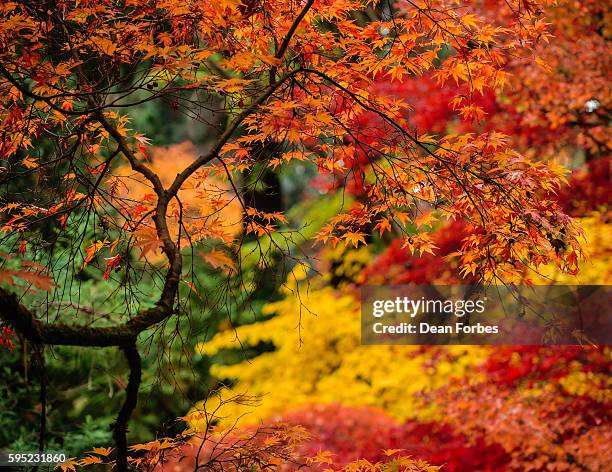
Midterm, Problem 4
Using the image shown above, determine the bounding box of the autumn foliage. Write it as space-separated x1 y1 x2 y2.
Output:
0 0 609 471
0 0 584 286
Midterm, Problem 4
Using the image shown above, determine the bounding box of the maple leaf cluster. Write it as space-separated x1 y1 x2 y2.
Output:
359 220 477 285
0 0 584 289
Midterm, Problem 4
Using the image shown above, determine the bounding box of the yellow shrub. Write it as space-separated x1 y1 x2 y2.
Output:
195 275 488 426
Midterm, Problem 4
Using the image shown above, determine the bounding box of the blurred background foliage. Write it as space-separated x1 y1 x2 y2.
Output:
0 0 610 468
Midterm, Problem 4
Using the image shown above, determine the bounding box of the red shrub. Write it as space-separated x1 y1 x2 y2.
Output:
271 403 510 471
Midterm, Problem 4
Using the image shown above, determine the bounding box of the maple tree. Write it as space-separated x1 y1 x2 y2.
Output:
499 0 610 163
260 404 509 471
432 346 611 471
0 0 599 470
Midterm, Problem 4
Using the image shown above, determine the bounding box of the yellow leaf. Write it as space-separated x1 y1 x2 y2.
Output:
133 228 162 260
93 36 117 56
309 450 335 465
90 447 113 456
414 212 436 228
461 14 481 28
201 249 236 274
80 456 103 466
22 157 38 169
56 458 79 472
375 218 392 236
383 448 403 456
343 232 366 248
83 239 108 267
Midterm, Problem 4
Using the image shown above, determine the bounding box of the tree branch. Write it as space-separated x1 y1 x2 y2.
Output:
93 110 165 195
299 68 490 225
0 62 96 117
276 0 315 60
269 0 315 82
166 69 301 199
113 343 142 472
0 288 170 347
